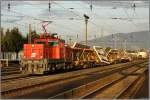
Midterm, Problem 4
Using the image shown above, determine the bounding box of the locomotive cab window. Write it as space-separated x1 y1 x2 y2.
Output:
36 41 46 45
48 41 59 46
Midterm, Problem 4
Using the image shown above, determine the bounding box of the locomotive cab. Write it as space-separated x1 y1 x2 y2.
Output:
34 33 65 60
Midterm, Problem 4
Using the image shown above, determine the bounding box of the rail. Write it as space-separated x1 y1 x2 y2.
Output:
1 60 147 99
50 62 148 99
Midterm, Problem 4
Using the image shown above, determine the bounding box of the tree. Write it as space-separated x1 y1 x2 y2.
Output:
0 28 4 38
31 30 40 43
1 29 10 52
26 30 40 43
2 27 26 59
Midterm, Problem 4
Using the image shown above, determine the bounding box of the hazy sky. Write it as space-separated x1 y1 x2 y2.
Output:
1 1 149 42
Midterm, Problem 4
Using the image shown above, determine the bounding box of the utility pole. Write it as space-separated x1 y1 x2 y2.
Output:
114 35 117 49
112 34 116 49
101 28 104 46
28 24 32 44
112 34 117 49
0 1 2 67
123 39 127 51
69 37 72 45
83 14 89 46
112 34 114 48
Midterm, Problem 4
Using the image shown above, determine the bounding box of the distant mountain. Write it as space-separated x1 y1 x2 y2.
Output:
86 31 149 50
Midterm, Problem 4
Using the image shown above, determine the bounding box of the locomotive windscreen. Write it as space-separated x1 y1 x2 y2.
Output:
48 41 59 46
36 41 46 45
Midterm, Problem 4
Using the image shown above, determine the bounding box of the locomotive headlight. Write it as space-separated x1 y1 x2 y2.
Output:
32 44 34 48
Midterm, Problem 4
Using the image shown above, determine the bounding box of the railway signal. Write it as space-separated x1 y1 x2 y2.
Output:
83 14 90 46
8 3 10 11
132 3 136 11
69 37 72 45
90 0 93 11
49 2 51 12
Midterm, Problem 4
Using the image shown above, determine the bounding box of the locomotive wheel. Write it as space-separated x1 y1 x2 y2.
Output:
33 65 37 74
62 63 66 70
23 64 32 74
82 62 88 69
66 64 71 70
27 64 32 74
37 66 45 74
21 65 27 74
50 64 56 72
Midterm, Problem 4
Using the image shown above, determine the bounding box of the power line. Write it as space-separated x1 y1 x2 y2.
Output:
116 1 143 31
2 1 148 36
52 1 83 19
52 1 104 31
2 8 82 34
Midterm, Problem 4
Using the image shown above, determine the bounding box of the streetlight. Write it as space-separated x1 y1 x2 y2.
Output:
83 14 89 46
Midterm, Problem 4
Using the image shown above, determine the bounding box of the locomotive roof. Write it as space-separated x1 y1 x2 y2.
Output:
34 37 65 42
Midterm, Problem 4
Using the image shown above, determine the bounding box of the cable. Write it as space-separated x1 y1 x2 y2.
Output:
2 8 83 35
52 1 103 31
117 1 145 31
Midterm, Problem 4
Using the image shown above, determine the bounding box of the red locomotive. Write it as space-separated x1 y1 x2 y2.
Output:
24 33 72 61
21 33 76 74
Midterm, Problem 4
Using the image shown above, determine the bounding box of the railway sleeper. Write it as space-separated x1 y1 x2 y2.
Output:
50 66 147 99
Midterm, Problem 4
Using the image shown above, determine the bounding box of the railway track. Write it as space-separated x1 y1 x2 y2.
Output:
2 60 147 82
1 59 148 82
1 64 21 76
1 60 148 99
0 60 136 82
1 74 39 83
85 68 147 99
0 62 126 81
50 62 148 99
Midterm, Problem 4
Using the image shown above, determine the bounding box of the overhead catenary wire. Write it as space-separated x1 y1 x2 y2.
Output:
2 2 118 38
2 8 83 37
71 1 121 35
2 1 148 38
51 1 146 38
52 1 103 30
117 1 143 31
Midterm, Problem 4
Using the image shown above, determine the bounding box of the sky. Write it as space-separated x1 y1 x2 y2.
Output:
1 0 149 42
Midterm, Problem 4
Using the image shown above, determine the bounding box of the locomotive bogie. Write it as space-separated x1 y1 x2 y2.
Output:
20 59 48 74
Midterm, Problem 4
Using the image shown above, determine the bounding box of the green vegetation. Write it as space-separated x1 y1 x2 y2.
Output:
1 27 27 53
1 27 40 58
26 30 40 43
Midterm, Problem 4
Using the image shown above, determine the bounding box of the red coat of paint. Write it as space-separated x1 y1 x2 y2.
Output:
23 35 72 62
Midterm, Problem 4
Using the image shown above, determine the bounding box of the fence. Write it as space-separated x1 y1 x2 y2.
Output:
1 52 23 61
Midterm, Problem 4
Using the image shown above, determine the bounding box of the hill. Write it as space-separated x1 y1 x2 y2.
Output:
86 31 149 50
